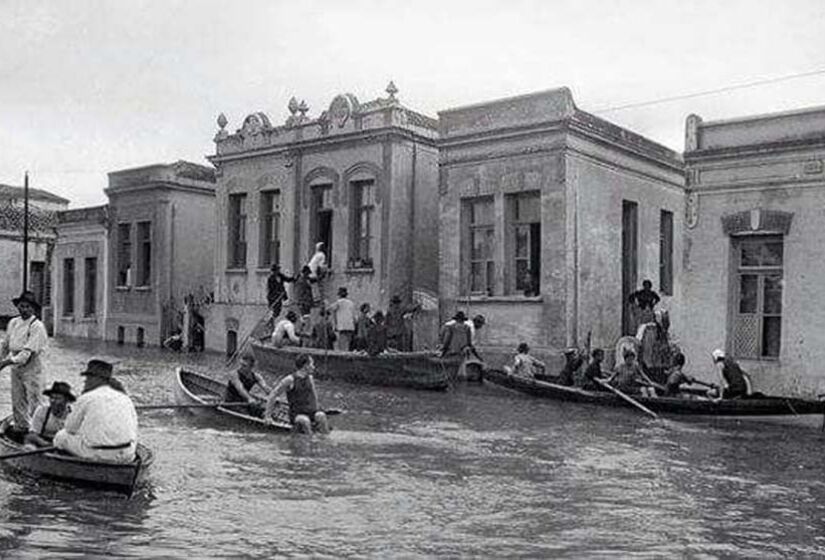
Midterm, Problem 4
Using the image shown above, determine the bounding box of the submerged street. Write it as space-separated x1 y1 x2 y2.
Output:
1 337 825 558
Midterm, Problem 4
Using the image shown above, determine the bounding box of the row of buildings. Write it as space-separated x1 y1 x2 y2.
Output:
11 83 824 396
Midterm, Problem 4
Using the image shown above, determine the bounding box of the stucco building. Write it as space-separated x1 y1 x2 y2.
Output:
206 84 440 354
52 205 109 339
0 183 69 327
681 106 825 396
104 161 216 347
438 88 685 361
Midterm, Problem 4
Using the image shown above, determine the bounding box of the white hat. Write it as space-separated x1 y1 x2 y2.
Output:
711 348 725 361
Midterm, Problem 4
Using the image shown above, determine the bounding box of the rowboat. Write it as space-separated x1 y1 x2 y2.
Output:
482 368 825 428
0 416 153 494
250 342 453 390
174 367 294 432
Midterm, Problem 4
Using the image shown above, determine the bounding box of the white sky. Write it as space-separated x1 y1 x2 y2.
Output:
1 0 823 207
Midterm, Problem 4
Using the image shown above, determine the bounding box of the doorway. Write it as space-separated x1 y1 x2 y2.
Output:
621 200 638 335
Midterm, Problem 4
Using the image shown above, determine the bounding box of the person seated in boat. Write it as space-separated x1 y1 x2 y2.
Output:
311 308 336 350
24 381 76 447
578 348 608 391
439 311 472 358
352 303 373 352
662 352 697 397
366 311 388 356
271 311 302 347
711 349 750 399
53 359 138 464
506 342 546 378
558 348 584 387
607 350 657 397
224 354 270 417
263 354 329 434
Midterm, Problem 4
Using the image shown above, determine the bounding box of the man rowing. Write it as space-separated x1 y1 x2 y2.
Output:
53 360 138 463
263 354 329 434
224 353 269 416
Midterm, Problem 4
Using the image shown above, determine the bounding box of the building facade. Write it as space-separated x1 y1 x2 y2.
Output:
681 106 825 396
0 183 69 328
438 88 685 360
104 161 216 347
206 84 440 354
52 205 109 339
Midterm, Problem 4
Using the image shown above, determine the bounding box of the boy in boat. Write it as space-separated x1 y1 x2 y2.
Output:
53 359 138 464
711 349 750 399
24 381 76 447
663 352 695 396
0 291 48 440
607 349 658 396
506 343 546 378
263 354 329 434
272 311 302 347
558 348 584 387
224 354 270 417
578 348 608 391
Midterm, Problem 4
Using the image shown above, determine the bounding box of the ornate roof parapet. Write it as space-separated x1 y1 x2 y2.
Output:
212 83 437 159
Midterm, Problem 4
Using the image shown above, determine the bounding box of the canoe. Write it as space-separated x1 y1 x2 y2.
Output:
250 342 453 390
482 368 825 427
0 416 153 495
174 367 294 432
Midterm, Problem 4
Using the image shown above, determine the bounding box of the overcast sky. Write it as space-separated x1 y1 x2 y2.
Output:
1 0 823 207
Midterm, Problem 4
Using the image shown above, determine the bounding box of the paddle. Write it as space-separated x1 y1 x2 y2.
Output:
595 378 659 419
0 445 57 461
135 402 345 415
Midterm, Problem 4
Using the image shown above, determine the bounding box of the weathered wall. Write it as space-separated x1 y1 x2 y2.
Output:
170 190 216 303
0 237 51 316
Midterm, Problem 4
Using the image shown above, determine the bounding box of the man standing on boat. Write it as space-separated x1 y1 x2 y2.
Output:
0 291 48 439
53 359 138 464
263 354 329 434
327 287 355 351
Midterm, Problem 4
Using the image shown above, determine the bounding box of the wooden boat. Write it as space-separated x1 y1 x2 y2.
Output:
251 341 453 390
0 416 153 494
174 367 294 432
482 368 825 427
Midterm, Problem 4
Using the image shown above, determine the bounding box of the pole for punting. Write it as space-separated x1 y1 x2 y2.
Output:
22 171 29 291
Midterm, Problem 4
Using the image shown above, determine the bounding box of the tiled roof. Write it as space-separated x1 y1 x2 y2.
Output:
0 201 58 233
0 184 69 204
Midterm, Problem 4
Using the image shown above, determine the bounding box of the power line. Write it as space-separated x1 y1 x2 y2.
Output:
592 68 825 114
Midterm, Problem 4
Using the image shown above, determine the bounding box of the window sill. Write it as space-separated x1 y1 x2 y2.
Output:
462 295 543 303
737 356 780 363
79 316 98 323
256 268 274 274
134 286 152 292
226 268 248 275
345 267 375 275
116 286 130 292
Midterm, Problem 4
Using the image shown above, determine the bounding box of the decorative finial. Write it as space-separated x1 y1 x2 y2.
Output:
217 113 228 130
288 97 299 115
386 80 398 101
298 100 309 116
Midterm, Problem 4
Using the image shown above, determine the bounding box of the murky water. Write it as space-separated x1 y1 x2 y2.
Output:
1 338 825 559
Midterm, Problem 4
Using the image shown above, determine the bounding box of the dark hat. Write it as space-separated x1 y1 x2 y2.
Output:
452 310 467 322
80 359 114 380
472 314 486 325
338 287 348 297
12 290 40 311
390 295 401 304
43 381 76 402
270 263 281 272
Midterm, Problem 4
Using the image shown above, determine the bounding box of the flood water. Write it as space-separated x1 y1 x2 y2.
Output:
1 338 825 558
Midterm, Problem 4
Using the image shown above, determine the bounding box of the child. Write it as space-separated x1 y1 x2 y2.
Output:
579 348 607 391
508 342 546 378
608 350 657 396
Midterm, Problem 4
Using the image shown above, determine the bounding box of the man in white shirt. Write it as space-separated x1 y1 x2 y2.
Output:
327 287 355 351
53 359 138 464
272 311 301 346
306 242 327 303
0 291 48 435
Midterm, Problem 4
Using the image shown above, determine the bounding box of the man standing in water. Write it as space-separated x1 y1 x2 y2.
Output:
263 354 329 434
0 291 48 439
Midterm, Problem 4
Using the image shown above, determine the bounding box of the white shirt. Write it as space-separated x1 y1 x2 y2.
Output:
307 251 326 278
31 403 71 438
328 298 356 331
60 385 138 448
272 319 300 345
0 315 47 365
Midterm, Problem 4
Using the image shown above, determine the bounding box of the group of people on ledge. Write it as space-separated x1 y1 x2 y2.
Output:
1 290 139 463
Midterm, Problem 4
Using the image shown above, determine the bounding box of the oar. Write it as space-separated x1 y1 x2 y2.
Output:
595 378 659 419
136 402 345 415
0 446 57 461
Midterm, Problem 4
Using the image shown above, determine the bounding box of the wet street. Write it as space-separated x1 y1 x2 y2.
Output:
1 338 825 559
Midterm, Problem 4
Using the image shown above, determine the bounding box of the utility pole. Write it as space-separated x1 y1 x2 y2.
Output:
22 171 29 292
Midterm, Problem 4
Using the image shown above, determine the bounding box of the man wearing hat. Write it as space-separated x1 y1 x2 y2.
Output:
266 263 295 319
386 295 421 352
0 290 48 435
439 310 472 358
24 381 76 447
53 359 138 464
711 348 750 399
327 286 355 351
